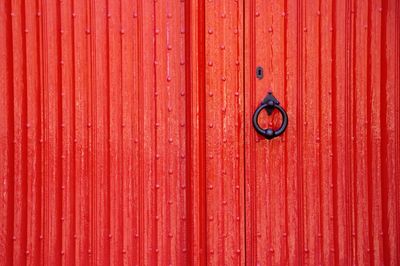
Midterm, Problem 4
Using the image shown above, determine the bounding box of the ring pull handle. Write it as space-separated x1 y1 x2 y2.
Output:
252 92 288 140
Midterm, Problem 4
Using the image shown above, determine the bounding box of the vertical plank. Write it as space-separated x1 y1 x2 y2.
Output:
370 0 384 264
384 0 400 264
205 0 244 264
25 0 42 264
353 0 372 264
72 0 90 264
59 0 75 264
320 0 334 264
108 0 123 264
0 1 15 265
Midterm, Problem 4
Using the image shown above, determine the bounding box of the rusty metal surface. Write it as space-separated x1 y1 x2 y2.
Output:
0 0 399 265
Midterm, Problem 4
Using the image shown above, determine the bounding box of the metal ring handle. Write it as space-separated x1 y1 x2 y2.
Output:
252 100 288 140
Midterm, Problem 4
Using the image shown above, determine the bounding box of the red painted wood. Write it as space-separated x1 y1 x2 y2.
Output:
245 0 400 265
0 0 399 265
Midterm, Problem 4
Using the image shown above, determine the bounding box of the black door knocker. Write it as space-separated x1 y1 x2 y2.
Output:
252 92 288 140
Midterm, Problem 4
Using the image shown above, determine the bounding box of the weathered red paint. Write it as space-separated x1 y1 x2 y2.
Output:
0 0 399 265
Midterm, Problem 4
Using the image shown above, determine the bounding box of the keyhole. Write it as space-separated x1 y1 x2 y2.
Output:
256 66 263 80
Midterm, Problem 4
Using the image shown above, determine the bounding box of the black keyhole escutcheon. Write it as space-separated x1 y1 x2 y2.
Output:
256 66 263 80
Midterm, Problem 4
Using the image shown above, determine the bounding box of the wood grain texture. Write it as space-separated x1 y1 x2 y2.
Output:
0 0 399 265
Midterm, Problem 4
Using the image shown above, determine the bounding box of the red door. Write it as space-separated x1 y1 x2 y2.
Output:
0 0 399 265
